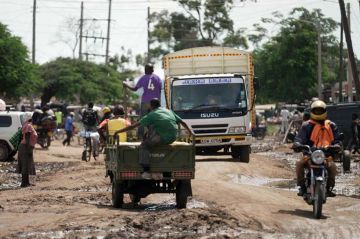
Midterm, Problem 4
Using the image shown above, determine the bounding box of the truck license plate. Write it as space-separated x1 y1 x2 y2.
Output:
200 138 222 144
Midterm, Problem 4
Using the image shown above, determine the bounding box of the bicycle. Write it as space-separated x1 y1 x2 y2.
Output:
80 130 92 162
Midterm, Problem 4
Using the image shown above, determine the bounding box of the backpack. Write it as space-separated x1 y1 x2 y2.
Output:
82 109 97 127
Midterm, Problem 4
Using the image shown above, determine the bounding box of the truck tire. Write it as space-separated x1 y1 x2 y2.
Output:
112 180 124 208
231 145 250 163
342 150 351 172
176 180 190 209
0 142 9 162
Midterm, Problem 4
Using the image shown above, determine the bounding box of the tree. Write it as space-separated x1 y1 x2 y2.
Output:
39 57 137 105
0 22 42 101
53 17 100 59
250 8 339 103
137 0 248 64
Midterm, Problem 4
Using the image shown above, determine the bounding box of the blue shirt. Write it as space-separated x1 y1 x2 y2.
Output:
64 116 74 132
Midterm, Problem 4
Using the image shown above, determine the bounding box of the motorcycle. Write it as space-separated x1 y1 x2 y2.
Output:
35 116 57 149
294 143 340 219
252 121 267 140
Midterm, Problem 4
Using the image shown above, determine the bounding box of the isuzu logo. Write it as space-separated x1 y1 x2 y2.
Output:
200 113 219 118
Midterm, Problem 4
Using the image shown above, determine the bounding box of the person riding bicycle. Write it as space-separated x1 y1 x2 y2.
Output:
292 100 342 197
113 98 192 179
82 102 100 157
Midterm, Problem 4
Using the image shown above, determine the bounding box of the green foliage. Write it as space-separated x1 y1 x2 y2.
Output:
137 0 248 63
0 22 42 100
39 57 137 105
251 8 340 103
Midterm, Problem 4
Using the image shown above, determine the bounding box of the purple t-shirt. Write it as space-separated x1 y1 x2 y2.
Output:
135 74 161 103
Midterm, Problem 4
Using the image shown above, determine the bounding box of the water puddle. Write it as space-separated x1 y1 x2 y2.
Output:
228 173 294 187
144 197 208 211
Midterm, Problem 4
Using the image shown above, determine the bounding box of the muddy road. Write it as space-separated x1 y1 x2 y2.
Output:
1 138 360 238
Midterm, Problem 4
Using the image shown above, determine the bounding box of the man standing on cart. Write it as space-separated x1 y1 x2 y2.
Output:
114 98 192 179
123 63 161 140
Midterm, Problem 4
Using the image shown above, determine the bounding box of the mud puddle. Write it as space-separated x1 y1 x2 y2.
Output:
143 197 209 211
228 173 297 192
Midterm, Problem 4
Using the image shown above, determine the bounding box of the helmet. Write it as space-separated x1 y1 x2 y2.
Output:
113 105 125 116
310 100 327 121
145 63 154 74
102 106 111 114
70 112 75 117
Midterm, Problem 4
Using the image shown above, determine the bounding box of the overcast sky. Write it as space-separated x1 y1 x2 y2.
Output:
1 0 360 71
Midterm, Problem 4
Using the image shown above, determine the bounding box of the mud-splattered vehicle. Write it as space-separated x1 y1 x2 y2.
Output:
105 141 195 209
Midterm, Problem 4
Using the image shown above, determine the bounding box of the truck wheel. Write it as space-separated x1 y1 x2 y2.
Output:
0 142 9 162
342 150 351 172
112 180 124 208
176 180 190 209
231 146 250 163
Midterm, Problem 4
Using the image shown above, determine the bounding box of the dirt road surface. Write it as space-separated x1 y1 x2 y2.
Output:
1 138 360 238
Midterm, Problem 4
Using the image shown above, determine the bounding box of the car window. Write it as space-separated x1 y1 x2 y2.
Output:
0 116 12 127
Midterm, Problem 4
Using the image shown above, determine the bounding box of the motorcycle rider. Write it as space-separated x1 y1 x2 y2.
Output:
292 100 342 197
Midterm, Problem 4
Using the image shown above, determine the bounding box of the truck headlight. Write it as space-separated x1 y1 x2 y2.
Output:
311 150 325 164
228 126 246 134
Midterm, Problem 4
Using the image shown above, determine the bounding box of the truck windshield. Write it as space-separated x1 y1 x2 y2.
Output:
171 77 247 111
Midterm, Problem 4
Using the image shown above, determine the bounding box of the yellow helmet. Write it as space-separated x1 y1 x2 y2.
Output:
102 106 111 114
310 100 327 121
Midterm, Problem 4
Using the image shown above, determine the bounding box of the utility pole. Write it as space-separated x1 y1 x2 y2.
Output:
79 1 84 60
346 3 353 102
105 0 112 65
339 0 360 101
32 0 36 64
316 20 322 100
147 6 150 63
339 19 344 102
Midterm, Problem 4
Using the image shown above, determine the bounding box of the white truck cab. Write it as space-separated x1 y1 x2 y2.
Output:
163 47 255 162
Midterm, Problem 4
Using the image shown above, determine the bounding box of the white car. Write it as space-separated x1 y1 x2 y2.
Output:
0 111 30 161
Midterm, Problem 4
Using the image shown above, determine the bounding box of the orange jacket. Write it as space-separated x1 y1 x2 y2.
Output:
309 120 334 148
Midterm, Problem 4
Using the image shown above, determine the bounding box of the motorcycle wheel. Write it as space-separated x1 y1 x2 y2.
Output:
256 131 265 140
313 182 324 219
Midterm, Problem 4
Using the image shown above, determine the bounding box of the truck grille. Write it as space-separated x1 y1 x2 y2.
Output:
191 124 228 134
194 129 227 134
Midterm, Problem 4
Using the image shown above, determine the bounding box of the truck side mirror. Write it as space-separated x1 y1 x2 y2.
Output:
254 77 260 90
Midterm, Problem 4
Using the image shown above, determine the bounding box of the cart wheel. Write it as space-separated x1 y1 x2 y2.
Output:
176 180 190 209
342 150 351 172
112 180 124 208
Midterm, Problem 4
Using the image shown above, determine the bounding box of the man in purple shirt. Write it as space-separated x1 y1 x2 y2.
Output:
123 63 161 139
